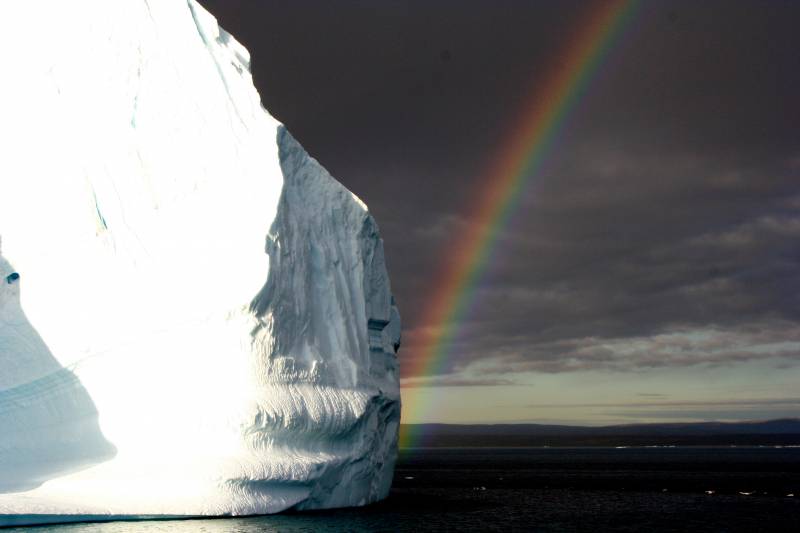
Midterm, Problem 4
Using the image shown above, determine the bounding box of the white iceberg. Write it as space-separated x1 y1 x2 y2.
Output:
0 0 400 525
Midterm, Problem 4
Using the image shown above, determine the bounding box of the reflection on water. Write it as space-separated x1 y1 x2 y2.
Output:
2 514 401 533
5 518 302 533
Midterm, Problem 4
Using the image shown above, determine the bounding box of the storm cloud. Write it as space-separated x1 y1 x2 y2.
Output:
200 1 800 382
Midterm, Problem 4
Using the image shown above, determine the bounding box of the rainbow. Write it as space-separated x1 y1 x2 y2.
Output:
400 0 640 447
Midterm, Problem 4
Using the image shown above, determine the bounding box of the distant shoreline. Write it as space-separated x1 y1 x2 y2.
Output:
400 444 800 449
400 418 800 447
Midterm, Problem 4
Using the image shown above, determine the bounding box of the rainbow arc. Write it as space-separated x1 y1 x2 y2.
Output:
401 0 640 448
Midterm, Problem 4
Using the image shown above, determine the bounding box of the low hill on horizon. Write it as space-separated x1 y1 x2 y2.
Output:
400 418 800 447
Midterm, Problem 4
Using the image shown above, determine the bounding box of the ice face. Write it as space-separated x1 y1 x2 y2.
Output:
0 0 400 524
0 248 117 495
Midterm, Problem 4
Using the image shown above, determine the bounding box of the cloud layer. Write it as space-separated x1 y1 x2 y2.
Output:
200 1 800 383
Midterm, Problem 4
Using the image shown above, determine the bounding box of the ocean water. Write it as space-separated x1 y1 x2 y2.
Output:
4 447 799 532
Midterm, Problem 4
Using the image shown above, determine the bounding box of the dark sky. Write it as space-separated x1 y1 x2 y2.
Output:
198 1 800 423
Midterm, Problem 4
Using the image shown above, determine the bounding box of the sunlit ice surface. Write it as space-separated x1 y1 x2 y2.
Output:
0 0 400 524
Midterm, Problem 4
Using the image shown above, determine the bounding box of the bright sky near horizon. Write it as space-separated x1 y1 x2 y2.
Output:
201 0 800 425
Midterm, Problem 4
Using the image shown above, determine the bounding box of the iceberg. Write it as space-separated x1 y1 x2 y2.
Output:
0 0 400 525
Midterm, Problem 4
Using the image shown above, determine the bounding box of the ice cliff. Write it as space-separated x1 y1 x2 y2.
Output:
0 0 400 525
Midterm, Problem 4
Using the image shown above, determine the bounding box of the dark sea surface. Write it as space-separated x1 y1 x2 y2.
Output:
5 447 799 532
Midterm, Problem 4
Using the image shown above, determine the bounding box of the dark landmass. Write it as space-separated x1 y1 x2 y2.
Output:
401 419 800 447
